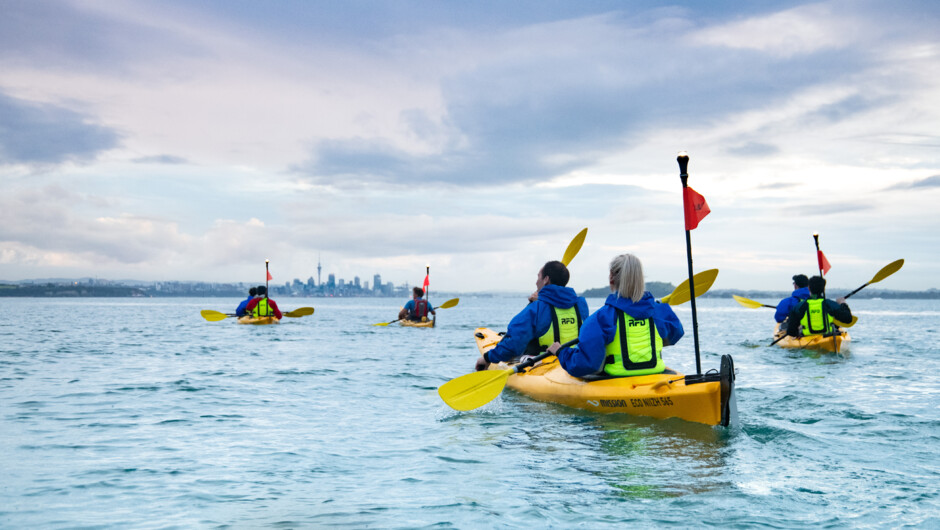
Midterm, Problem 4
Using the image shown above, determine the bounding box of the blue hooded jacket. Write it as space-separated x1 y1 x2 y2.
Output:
556 292 684 378
775 287 810 323
486 284 589 363
235 295 254 317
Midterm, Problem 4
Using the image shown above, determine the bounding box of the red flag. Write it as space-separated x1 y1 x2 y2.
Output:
266 271 273 281
817 250 831 276
423 274 429 290
683 187 711 231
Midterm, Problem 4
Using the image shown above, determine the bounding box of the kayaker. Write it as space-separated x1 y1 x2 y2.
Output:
399 287 436 322
245 285 283 319
785 275 851 338
548 253 684 378
774 274 810 324
474 260 589 371
235 286 258 317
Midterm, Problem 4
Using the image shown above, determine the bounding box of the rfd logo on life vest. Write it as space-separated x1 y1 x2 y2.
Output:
628 320 647 327
560 317 577 325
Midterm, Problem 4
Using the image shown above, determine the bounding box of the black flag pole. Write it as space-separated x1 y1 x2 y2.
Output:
677 152 702 375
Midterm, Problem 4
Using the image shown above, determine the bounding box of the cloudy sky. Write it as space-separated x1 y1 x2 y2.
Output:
1 0 938 293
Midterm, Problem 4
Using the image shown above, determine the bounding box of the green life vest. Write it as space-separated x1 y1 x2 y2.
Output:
252 298 273 317
799 297 832 335
536 306 582 350
604 310 664 377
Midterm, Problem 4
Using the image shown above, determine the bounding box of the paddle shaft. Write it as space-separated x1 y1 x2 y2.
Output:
842 259 904 299
512 338 579 373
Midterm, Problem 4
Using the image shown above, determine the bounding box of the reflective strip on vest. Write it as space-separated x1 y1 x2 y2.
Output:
537 306 582 349
604 310 664 377
799 297 832 335
252 298 272 317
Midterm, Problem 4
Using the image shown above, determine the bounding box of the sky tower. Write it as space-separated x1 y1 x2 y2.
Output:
317 253 322 286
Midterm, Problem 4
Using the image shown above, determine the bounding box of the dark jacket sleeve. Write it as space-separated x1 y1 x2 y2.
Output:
787 301 807 336
825 300 852 324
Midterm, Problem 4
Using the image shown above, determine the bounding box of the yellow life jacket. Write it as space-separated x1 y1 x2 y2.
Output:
252 298 273 317
799 297 832 335
529 305 582 352
604 310 664 377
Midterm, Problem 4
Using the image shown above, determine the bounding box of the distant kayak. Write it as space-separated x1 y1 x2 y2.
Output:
400 317 434 328
773 323 849 353
237 315 280 325
475 327 735 427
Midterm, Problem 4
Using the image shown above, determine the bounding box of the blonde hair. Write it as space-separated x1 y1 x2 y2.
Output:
610 254 645 302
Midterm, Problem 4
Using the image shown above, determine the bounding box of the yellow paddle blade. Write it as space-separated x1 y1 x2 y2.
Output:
662 269 719 306
438 368 513 411
834 315 858 328
284 307 314 317
438 298 459 309
871 259 904 284
561 228 588 266
733 294 767 309
373 322 391 326
200 310 229 322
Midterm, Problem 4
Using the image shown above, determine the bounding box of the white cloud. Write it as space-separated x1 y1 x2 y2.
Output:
688 3 864 57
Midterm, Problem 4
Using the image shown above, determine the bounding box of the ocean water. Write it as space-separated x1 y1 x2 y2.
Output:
1 296 938 528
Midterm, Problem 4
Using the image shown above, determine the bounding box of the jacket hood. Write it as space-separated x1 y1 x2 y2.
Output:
792 287 811 298
604 291 657 319
538 284 580 308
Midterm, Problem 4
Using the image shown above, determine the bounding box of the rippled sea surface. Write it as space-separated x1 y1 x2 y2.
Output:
2 296 938 528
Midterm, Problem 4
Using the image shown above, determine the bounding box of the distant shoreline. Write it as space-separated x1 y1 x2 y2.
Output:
2 283 938 299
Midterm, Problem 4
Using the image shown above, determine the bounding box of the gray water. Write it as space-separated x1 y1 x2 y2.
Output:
1 296 938 528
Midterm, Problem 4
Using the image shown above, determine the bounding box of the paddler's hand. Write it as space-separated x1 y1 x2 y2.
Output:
546 341 562 355
474 356 489 372
836 296 846 304
527 290 539 303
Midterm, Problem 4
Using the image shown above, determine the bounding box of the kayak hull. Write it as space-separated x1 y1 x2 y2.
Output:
773 323 849 353
237 315 280 325
400 317 435 328
475 327 735 427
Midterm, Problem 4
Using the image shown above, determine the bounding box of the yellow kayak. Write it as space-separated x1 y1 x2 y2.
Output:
475 328 735 427
237 315 280 325
400 317 435 328
773 323 849 353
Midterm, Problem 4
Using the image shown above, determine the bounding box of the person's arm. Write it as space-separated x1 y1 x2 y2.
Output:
269 300 283 319
826 299 852 324
786 303 806 336
246 298 258 312
399 300 413 320
774 298 792 323
482 303 542 364
554 310 609 377
653 303 684 346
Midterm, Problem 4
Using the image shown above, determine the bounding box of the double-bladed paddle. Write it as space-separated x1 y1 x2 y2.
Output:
200 306 314 322
373 297 460 326
734 294 857 328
